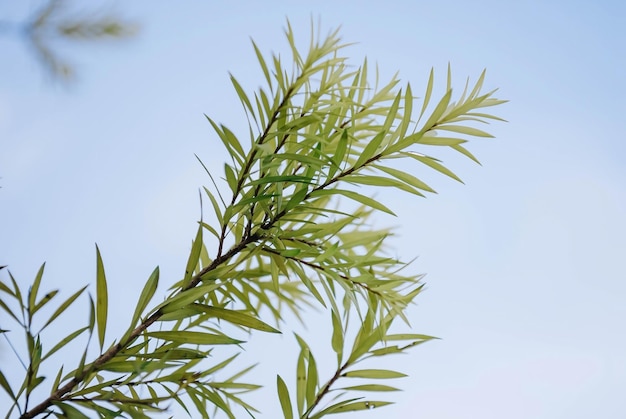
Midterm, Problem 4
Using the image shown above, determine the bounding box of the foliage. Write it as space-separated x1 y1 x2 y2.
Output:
0 0 137 81
0 21 505 418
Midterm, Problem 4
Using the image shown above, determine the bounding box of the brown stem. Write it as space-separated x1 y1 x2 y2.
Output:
302 360 351 418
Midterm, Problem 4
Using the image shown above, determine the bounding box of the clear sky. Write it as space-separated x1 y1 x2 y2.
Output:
1 1 625 418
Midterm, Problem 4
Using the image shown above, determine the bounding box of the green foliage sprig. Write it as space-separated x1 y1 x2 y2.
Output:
0 0 137 81
0 21 505 418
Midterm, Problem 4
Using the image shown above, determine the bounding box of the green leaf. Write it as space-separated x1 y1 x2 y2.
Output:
148 331 243 345
308 397 363 418
418 67 434 122
328 129 348 180
130 266 159 327
284 187 308 212
53 402 90 418
435 124 494 137
296 348 307 415
417 135 468 146
421 88 452 130
277 375 294 419
41 286 88 330
341 384 399 392
51 366 64 392
344 174 422 196
193 304 280 333
0 277 15 296
9 272 23 307
402 152 463 183
249 175 313 186
354 131 386 169
204 186 224 225
42 326 89 361
0 370 16 401
252 40 272 90
374 165 436 194
343 369 407 379
311 189 395 216
0 298 19 322
451 143 481 164
157 282 221 313
331 311 344 365
282 114 322 131
183 222 203 287
32 290 58 315
224 163 238 193
328 400 393 413
230 73 256 125
306 352 318 409
95 244 108 350
382 90 402 132
28 263 45 313
206 116 245 165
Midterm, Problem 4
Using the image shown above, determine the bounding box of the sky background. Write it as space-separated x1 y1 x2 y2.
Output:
1 1 625 418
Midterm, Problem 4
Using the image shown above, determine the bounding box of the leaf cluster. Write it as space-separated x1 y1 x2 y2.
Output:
0 0 138 81
0 21 505 418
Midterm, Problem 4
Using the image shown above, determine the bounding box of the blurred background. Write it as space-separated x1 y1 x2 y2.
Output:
1 1 625 418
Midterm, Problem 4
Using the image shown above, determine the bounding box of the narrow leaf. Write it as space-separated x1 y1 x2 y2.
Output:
95 245 108 350
183 222 203 287
193 304 280 333
0 370 16 401
277 375 294 419
418 67 434 122
330 400 393 413
421 89 452 130
130 266 159 327
343 369 407 379
28 263 46 313
435 124 494 137
42 286 88 330
311 189 395 216
342 384 399 392
148 331 243 345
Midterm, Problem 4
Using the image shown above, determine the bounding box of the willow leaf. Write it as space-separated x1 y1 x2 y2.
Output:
40 286 87 331
344 175 422 196
330 400 393 413
417 136 468 146
373 165 436 194
252 40 272 91
341 384 399 392
0 370 16 401
451 143 481 164
354 131 385 169
42 326 89 361
306 352 318 409
311 189 395 216
95 245 108 350
436 124 494 137
331 310 344 365
418 67 434 122
343 369 407 379
183 222 203 287
277 375 294 419
421 88 452 131
402 152 463 183
53 402 90 419
28 263 45 314
193 304 280 333
230 73 256 124
130 266 159 327
148 331 243 345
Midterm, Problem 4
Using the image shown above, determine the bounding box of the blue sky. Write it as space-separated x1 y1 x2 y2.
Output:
1 1 625 418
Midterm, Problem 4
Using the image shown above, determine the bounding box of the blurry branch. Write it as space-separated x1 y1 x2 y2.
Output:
1 0 138 81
